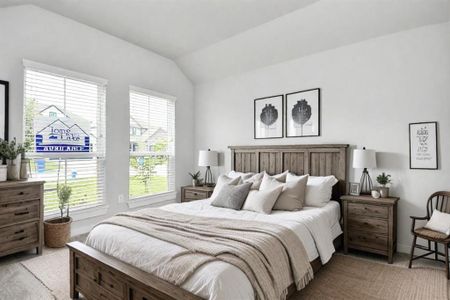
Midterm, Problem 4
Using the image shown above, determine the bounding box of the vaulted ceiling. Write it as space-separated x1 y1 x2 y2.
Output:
1 0 449 83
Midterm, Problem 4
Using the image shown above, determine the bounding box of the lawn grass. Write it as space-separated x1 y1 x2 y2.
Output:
129 175 168 198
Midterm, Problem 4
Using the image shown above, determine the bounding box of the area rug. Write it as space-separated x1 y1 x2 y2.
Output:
294 254 448 300
0 263 54 300
21 248 69 300
15 249 449 300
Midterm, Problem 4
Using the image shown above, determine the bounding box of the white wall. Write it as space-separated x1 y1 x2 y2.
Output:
0 5 195 235
194 22 450 253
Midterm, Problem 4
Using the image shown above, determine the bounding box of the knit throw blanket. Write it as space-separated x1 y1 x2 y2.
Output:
96 208 313 300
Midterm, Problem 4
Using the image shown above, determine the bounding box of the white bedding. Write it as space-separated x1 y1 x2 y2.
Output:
86 199 342 300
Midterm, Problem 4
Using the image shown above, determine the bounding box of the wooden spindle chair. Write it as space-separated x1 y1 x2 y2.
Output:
409 191 450 278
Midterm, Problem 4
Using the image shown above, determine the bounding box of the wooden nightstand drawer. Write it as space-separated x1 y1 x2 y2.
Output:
184 190 208 200
348 216 388 234
348 203 388 219
348 230 388 252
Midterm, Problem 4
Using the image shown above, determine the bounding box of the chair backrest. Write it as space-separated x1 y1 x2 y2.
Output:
426 191 450 218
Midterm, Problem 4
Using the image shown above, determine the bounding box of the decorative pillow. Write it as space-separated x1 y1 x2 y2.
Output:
242 172 264 190
272 174 309 211
211 182 252 210
263 170 289 183
228 171 255 180
304 175 339 207
210 175 241 201
425 210 450 236
242 185 284 214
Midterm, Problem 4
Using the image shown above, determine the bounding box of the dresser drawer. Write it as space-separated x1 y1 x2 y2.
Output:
348 230 388 251
0 185 41 204
0 222 39 253
348 216 388 234
0 200 40 227
348 203 388 219
184 190 209 200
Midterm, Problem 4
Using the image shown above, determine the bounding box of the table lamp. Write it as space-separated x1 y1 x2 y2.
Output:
198 149 218 187
353 147 377 194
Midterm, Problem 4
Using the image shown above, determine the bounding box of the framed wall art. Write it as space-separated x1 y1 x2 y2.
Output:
0 80 9 140
285 88 320 137
409 121 438 170
254 94 283 139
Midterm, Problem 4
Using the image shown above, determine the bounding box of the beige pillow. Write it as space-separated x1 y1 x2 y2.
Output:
260 173 308 211
242 172 264 190
228 171 255 180
263 170 289 183
242 185 284 214
210 175 241 200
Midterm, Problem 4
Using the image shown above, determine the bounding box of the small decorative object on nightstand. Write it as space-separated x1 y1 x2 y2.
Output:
181 185 214 202
341 194 399 264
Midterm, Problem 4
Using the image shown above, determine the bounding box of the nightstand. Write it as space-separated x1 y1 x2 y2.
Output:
181 185 214 202
341 194 400 263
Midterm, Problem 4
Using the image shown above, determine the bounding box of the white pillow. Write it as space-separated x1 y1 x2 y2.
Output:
242 185 284 214
304 175 338 207
210 175 241 201
263 170 289 183
228 171 255 180
425 210 450 236
242 172 264 190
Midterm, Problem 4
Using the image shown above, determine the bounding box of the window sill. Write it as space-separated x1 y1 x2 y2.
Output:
127 191 177 209
44 203 109 222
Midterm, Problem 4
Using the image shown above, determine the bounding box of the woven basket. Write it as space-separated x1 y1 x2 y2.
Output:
44 217 72 248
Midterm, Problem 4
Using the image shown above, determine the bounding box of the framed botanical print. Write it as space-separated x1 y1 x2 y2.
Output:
409 121 438 170
254 95 283 139
285 88 320 137
0 80 8 140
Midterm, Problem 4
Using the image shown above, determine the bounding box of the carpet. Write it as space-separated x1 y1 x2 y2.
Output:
0 263 54 300
294 254 448 300
7 249 449 300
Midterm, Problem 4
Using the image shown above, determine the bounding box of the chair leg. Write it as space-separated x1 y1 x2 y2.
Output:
409 235 417 269
435 242 439 261
445 244 449 280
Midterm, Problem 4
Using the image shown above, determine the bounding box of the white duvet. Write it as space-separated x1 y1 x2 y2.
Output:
86 199 342 300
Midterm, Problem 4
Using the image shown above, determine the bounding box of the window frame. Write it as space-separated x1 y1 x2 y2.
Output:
128 85 176 207
23 59 107 216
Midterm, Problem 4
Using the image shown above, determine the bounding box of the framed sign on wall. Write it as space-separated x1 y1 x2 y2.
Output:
0 80 9 140
285 88 320 137
409 121 438 170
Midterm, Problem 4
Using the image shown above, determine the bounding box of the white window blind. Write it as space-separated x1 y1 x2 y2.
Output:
129 88 175 199
23 62 106 212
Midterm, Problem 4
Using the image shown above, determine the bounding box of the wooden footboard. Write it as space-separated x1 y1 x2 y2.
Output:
68 235 342 300
67 241 202 300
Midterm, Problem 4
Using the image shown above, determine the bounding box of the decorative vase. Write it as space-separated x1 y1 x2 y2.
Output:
20 158 30 179
192 179 197 187
0 165 6 182
7 155 21 181
44 217 72 248
379 187 389 198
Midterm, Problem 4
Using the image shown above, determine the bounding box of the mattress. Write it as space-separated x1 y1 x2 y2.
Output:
86 199 342 300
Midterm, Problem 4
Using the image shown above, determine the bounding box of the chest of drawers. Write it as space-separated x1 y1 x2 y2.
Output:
341 195 399 263
0 180 44 257
181 185 214 202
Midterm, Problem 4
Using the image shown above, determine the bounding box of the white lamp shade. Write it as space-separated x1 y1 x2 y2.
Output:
198 150 218 167
353 149 377 169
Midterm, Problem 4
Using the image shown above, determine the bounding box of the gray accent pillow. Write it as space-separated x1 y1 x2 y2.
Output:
211 182 252 210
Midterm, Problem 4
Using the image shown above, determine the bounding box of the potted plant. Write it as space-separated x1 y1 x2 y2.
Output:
3 138 22 181
44 184 72 248
0 139 7 182
19 140 31 179
188 171 203 187
376 172 391 198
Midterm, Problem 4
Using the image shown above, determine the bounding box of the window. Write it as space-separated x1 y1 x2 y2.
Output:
129 87 175 200
23 60 106 212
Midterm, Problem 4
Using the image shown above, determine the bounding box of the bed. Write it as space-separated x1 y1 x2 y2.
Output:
68 144 349 300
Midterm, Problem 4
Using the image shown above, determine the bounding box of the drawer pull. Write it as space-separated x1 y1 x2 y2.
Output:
14 211 29 216
18 192 25 195
12 236 26 241
14 229 25 234
193 192 198 195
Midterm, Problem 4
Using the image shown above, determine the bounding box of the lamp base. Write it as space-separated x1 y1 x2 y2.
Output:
359 168 373 194
204 166 215 187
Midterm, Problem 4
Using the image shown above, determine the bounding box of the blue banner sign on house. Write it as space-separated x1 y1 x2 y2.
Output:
34 105 91 153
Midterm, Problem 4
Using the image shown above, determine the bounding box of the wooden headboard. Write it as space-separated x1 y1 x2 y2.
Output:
228 144 349 200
